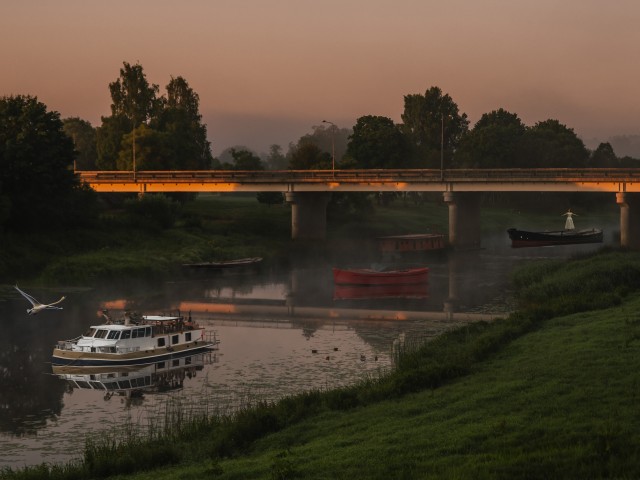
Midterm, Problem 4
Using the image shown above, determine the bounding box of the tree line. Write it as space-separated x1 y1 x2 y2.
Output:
1 61 638 232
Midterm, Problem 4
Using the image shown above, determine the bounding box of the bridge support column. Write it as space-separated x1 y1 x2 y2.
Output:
443 192 481 250
285 192 331 240
616 193 640 249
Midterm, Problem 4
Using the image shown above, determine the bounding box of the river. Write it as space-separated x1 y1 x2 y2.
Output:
0 224 618 469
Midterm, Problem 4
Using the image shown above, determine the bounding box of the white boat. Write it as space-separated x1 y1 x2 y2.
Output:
52 311 219 367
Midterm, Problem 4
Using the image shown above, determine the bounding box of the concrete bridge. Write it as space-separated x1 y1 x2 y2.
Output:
77 168 640 248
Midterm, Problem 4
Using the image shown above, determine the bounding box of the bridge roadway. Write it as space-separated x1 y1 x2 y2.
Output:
77 168 640 248
78 168 640 193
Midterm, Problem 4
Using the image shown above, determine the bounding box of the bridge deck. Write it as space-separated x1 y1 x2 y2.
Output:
77 168 640 193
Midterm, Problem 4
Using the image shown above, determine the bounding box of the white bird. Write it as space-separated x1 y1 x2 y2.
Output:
14 285 65 315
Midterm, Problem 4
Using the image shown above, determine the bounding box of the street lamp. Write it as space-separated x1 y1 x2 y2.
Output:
440 113 445 181
322 120 336 175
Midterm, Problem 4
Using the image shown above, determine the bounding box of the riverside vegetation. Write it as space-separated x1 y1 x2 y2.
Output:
1 195 638 479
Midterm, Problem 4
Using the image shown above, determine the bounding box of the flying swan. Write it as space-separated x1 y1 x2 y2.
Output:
14 285 65 315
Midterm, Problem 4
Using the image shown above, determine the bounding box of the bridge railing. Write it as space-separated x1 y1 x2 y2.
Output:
76 168 640 184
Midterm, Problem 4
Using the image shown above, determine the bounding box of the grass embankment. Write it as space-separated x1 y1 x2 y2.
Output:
4 249 640 479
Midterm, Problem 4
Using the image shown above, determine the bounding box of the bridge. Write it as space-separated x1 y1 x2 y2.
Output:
77 168 640 248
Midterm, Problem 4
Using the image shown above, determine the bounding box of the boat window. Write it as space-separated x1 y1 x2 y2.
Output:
157 338 166 347
173 359 180 367
158 361 166 369
172 334 179 345
132 328 146 338
83 328 96 337
146 326 152 337
121 330 131 340
107 330 121 340
94 329 109 339
185 356 192 365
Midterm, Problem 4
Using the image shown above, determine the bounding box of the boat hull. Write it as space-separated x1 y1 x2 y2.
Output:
332 267 428 286
507 228 603 248
51 341 216 367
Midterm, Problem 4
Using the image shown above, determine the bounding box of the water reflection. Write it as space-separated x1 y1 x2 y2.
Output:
0 227 617 468
52 353 211 407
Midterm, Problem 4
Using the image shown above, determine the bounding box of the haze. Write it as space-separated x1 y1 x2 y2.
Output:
2 0 639 156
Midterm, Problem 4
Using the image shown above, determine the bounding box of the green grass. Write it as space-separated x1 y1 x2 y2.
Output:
105 279 640 479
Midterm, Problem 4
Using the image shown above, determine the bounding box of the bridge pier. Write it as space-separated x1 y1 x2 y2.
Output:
443 192 482 250
285 192 331 240
616 193 640 248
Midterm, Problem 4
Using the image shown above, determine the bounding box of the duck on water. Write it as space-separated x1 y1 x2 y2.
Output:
52 310 219 367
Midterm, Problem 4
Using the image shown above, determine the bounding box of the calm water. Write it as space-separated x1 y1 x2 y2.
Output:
0 226 617 468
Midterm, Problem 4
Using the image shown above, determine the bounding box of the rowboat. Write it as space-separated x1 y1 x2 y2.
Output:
507 227 603 248
182 257 263 269
52 311 219 367
377 233 447 255
332 266 428 286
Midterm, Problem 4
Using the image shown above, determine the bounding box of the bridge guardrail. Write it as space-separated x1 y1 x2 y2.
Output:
77 168 640 184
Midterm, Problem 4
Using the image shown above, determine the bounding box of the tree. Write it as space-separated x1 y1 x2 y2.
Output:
455 109 526 168
346 115 411 169
227 148 264 170
287 141 331 170
153 76 212 170
294 123 351 168
520 119 589 168
96 114 130 170
109 62 160 127
0 95 98 231
264 144 287 170
62 117 97 170
589 142 617 168
401 86 469 168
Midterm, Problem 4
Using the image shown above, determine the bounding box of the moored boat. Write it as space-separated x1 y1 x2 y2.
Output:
377 233 447 255
182 257 263 269
52 311 219 367
332 266 428 286
507 227 603 248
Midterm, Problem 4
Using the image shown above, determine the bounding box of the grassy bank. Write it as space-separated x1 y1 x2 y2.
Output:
4 249 640 479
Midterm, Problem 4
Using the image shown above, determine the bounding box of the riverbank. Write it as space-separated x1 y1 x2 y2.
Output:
3 249 640 479
0 193 618 287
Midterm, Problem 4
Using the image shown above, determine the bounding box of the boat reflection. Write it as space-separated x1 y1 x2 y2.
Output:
333 283 429 300
51 353 214 402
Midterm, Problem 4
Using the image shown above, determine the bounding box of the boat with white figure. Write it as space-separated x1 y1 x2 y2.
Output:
52 310 219 367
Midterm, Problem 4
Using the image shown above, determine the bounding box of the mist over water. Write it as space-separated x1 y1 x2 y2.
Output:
0 219 619 468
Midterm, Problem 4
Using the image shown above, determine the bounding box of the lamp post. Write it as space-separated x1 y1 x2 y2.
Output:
440 113 444 181
322 120 336 176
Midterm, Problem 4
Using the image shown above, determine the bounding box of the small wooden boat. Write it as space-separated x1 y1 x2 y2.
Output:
333 283 429 300
52 311 219 367
332 266 428 286
377 233 447 255
507 228 603 248
182 257 263 269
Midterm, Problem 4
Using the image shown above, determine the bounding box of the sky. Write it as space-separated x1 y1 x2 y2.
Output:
2 0 640 156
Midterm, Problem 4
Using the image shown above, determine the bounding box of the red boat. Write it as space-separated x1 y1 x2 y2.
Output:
333 283 429 300
332 267 428 286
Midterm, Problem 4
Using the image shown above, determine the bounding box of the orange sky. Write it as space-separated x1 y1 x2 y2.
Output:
2 0 639 155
